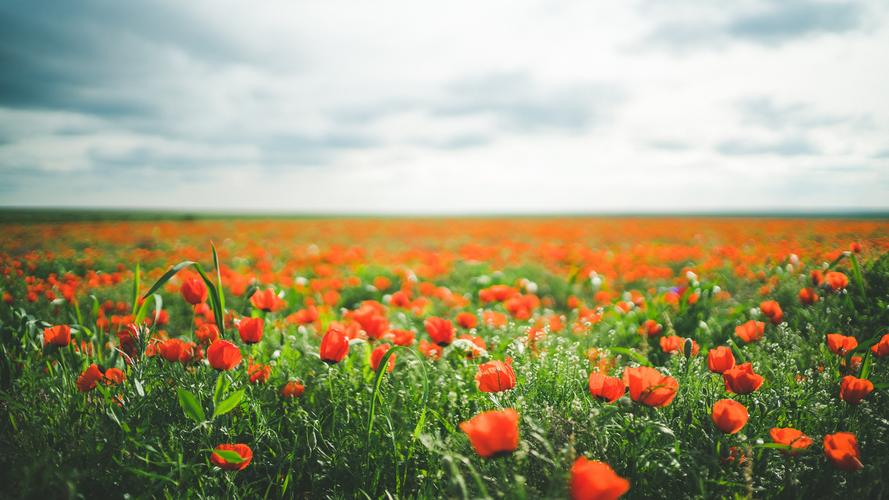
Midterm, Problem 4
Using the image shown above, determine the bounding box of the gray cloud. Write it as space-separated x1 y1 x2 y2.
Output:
717 137 819 156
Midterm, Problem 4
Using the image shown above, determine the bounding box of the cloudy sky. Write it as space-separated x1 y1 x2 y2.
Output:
1 0 887 213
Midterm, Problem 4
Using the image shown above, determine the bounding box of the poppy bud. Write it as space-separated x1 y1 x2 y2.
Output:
711 399 748 434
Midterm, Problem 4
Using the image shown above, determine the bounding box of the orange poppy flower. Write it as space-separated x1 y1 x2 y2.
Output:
180 277 207 305
839 376 873 405
659 335 699 356
319 325 349 364
237 317 264 344
459 409 519 458
424 316 454 346
759 300 783 324
588 372 625 403
475 359 516 393
622 366 678 408
281 380 305 398
824 271 849 292
210 443 253 471
207 340 242 371
43 324 71 347
570 456 630 500
871 333 889 357
826 334 858 355
734 320 764 343
770 427 813 454
707 346 735 374
711 399 748 434
823 432 863 471
723 363 763 394
250 288 285 312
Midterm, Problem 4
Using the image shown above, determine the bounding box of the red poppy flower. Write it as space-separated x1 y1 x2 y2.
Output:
770 427 813 454
207 340 242 371
210 443 253 471
839 376 873 405
639 319 662 337
195 323 220 345
826 334 858 356
734 320 765 343
390 329 415 346
43 324 71 347
475 359 516 393
823 432 863 471
281 380 305 398
825 271 849 292
659 335 699 356
588 372 625 403
871 334 889 357
417 340 442 360
180 277 207 305
622 366 678 407
810 269 825 287
320 325 349 364
157 338 193 363
370 343 396 372
798 287 819 305
459 408 520 458
237 317 264 344
104 367 126 385
250 288 285 312
759 300 783 324
707 346 735 374
570 456 630 500
456 312 478 329
424 316 454 346
76 364 104 392
711 399 748 434
723 363 764 394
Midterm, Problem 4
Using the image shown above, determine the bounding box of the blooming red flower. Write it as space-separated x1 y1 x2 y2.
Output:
195 323 220 345
622 366 678 407
456 312 478 329
825 271 849 292
759 300 783 324
207 340 242 371
826 333 858 356
475 359 517 393
180 277 207 305
823 432 863 471
210 443 253 471
248 362 271 384
370 343 396 372
281 380 305 398
639 319 662 337
770 427 813 454
723 362 763 394
570 456 630 500
839 376 874 405
157 338 193 363
76 364 104 392
734 320 765 343
320 325 349 364
424 316 454 346
237 317 264 344
707 346 735 374
871 333 889 357
43 324 71 347
250 288 285 312
390 329 415 346
659 335 699 356
459 409 519 458
104 367 126 385
798 287 819 305
711 399 748 434
588 372 625 403
417 339 442 360
850 241 862 253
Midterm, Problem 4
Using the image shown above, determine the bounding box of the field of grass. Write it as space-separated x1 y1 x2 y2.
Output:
0 215 887 499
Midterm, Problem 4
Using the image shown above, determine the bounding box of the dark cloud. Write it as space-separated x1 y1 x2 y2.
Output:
717 137 819 156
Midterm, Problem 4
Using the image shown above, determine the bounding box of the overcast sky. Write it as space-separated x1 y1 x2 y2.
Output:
1 0 887 213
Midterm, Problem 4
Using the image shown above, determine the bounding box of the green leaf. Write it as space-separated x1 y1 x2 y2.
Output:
608 347 653 367
131 262 141 314
213 388 245 418
212 242 226 318
141 261 196 300
213 373 229 405
134 379 145 397
212 449 244 464
176 387 206 423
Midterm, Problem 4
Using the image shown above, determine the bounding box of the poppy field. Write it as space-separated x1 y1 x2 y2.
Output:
1 216 888 499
